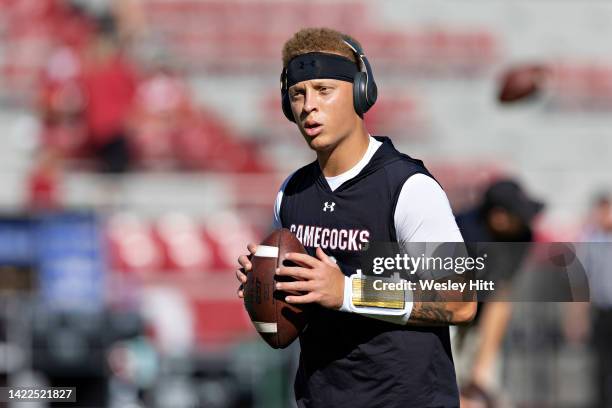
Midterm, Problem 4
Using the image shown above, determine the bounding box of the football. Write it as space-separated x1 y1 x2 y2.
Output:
498 64 549 103
243 228 309 349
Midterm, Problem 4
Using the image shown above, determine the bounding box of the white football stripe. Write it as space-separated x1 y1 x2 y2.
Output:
253 321 278 333
255 245 279 258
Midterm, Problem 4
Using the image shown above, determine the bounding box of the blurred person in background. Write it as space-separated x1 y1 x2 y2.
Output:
36 3 95 162
38 44 88 160
126 59 195 169
574 192 612 408
26 148 63 211
454 178 544 405
81 13 138 173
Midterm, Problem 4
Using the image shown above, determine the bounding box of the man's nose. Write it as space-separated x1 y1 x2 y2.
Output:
302 87 318 114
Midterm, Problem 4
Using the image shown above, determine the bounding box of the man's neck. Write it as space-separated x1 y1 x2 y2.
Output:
317 126 370 177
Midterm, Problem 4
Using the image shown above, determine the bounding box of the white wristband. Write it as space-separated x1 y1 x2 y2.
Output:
338 274 413 323
339 276 353 312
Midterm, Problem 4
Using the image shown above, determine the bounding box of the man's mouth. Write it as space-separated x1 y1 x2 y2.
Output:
304 121 323 137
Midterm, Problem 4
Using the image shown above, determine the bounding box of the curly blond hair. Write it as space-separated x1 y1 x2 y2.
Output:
282 27 360 67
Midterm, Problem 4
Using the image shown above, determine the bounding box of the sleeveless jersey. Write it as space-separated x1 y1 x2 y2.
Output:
280 136 459 407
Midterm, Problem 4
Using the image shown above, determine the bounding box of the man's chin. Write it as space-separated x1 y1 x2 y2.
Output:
306 133 334 152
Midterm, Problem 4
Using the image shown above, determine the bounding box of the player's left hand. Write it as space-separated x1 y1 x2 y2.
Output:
275 247 344 310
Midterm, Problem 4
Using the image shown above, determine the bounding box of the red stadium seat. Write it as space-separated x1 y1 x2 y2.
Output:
191 299 253 346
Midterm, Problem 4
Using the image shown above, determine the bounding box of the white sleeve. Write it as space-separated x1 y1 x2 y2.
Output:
272 172 295 230
394 173 463 243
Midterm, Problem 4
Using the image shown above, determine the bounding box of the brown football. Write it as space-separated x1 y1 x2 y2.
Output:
243 228 308 349
498 64 550 103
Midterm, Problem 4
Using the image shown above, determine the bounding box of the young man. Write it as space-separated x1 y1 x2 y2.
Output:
236 28 476 407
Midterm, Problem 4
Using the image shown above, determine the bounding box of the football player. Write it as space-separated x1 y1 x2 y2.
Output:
237 27 476 407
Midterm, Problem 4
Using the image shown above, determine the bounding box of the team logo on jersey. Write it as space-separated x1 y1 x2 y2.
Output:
323 201 336 212
289 224 370 252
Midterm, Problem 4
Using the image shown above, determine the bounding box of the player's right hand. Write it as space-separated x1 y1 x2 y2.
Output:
236 243 258 298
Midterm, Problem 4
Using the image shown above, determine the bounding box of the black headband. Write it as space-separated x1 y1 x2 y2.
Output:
285 52 358 89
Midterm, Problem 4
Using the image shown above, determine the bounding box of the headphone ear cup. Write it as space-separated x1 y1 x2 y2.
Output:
282 92 295 122
367 81 378 108
353 72 368 117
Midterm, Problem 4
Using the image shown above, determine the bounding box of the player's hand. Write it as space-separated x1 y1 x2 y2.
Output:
236 243 258 298
275 247 344 310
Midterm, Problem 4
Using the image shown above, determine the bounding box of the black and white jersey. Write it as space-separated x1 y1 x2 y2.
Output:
277 136 461 408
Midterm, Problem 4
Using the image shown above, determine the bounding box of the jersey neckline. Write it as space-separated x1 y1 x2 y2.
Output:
315 136 402 194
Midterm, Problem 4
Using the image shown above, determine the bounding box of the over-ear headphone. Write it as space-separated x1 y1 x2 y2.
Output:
280 36 378 122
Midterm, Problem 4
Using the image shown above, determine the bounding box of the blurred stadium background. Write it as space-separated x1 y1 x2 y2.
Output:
0 0 611 407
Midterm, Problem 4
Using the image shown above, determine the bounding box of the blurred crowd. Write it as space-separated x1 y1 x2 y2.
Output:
20 0 269 210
